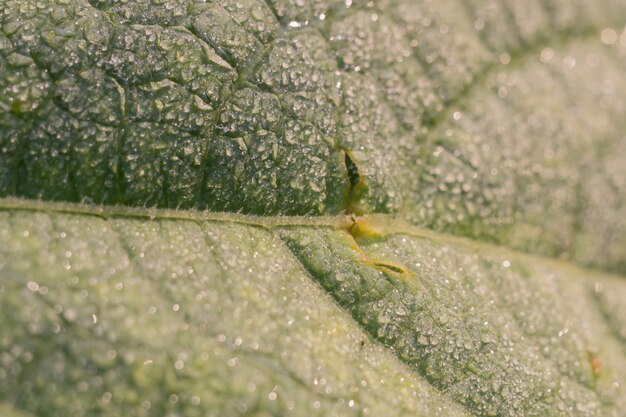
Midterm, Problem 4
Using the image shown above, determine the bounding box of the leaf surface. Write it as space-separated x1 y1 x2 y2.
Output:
1 0 626 416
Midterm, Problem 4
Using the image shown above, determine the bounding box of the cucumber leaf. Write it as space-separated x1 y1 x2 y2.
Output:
1 0 626 416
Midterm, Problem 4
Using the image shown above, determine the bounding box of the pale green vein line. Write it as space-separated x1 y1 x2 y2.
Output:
1 197 625 282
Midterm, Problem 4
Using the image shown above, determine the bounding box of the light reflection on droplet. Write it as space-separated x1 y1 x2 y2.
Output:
601 28 618 45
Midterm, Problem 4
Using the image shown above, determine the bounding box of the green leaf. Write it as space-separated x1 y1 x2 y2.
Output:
1 0 626 416
1 201 626 416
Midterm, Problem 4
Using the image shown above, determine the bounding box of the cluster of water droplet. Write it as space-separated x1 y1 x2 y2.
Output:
3 0 626 271
1 210 480 416
281 227 626 416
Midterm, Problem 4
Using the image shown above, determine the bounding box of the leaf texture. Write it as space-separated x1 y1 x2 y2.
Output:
1 201 626 416
2 0 626 270
1 0 626 415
